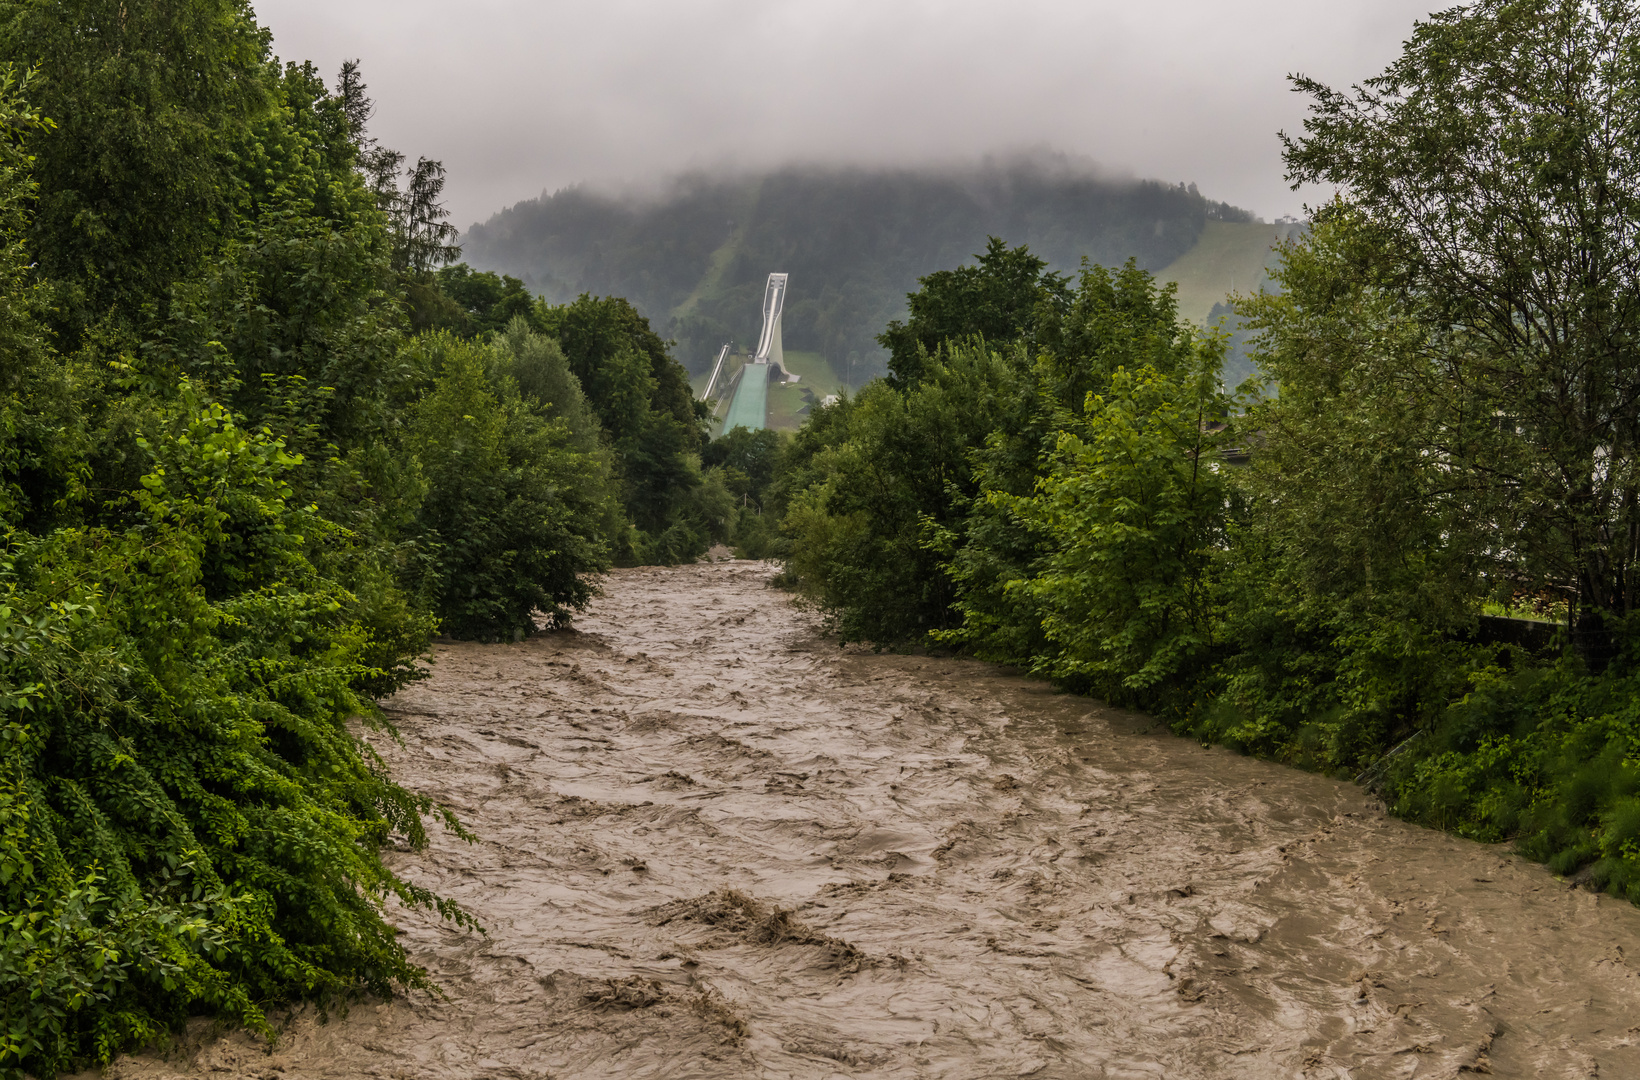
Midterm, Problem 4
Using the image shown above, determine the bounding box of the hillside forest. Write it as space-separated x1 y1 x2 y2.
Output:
461 160 1259 385
2 0 1639 1076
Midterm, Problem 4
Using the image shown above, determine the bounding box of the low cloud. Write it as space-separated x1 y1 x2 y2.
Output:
256 0 1439 228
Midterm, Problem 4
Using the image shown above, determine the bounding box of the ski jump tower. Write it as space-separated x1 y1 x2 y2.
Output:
752 272 787 373
718 272 796 431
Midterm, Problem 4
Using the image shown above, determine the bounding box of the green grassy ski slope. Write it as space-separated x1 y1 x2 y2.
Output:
1155 221 1292 323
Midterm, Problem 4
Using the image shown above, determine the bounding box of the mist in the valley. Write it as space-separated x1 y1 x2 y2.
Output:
254 0 1441 229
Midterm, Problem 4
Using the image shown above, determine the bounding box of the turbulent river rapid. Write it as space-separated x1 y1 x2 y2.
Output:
101 561 1640 1079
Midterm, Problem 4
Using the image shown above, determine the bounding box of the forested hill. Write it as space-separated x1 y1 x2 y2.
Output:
462 160 1257 380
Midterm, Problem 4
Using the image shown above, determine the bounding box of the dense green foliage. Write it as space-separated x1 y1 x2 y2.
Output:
0 395 474 1071
403 331 616 640
400 265 727 565
463 161 1257 382
768 0 1640 910
782 354 1007 641
539 293 719 560
0 0 721 1071
782 255 1222 652
412 264 539 337
1282 0 1640 668
701 426 785 559
877 238 1070 388
6 0 273 332
6 0 1634 1069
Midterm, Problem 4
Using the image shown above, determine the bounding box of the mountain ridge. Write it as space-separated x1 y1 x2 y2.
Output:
462 159 1270 384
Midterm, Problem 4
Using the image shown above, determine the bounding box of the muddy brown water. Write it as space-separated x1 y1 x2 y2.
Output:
96 561 1640 1079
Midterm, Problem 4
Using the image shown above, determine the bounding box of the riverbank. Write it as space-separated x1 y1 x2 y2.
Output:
92 561 1640 1079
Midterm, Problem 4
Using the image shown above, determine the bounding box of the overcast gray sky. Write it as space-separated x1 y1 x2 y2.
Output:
254 0 1441 231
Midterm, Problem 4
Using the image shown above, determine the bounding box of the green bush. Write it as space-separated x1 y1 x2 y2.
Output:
539 294 711 561
0 3 709 1065
0 396 472 1076
1005 358 1229 706
405 333 615 640
783 344 1021 642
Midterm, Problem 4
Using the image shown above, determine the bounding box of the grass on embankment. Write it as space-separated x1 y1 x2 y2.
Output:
766 351 846 431
1155 221 1292 323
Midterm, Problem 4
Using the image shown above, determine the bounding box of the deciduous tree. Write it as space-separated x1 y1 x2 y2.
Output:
1281 0 1640 666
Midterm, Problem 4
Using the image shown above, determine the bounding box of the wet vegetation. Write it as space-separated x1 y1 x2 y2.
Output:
1 0 1637 1074
0 0 737 1072
749 0 1640 921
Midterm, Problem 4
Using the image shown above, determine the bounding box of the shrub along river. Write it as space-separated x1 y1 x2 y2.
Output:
96 561 1640 1079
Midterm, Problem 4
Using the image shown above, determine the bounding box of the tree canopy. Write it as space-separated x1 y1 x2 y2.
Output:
0 2 723 1070
877 237 1071 387
1281 0 1640 665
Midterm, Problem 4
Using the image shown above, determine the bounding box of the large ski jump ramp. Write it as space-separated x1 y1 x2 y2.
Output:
723 273 787 431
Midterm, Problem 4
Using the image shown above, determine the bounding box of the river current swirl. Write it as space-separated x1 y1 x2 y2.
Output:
98 561 1640 1079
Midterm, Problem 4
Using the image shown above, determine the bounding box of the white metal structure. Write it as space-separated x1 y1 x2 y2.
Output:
701 342 732 400
720 272 794 432
753 273 787 369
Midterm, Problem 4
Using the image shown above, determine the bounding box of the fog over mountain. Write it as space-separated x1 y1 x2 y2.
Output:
255 0 1441 230
461 157 1266 384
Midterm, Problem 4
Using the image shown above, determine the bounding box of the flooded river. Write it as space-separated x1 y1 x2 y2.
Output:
103 561 1640 1078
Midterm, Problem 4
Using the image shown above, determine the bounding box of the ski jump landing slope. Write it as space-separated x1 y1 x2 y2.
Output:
723 273 787 432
